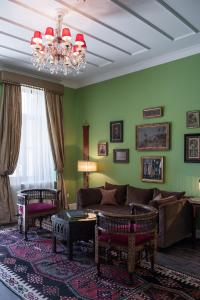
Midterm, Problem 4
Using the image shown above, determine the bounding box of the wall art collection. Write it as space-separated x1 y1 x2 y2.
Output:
97 106 200 184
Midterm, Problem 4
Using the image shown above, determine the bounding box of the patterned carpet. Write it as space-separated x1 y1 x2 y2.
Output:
0 226 199 300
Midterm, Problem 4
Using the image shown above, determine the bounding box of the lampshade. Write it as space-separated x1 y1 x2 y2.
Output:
45 27 54 40
33 31 42 43
75 33 84 45
62 28 71 41
78 161 97 172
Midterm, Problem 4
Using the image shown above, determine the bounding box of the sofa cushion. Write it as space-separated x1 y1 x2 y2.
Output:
100 189 118 205
78 188 102 208
19 203 57 214
99 232 153 246
126 186 154 205
105 182 128 205
85 204 131 214
149 195 177 209
153 188 185 200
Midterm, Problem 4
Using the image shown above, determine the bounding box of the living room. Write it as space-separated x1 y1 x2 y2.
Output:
0 0 200 299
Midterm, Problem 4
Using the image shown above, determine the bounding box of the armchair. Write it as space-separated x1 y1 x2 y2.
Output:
17 188 60 240
95 204 158 283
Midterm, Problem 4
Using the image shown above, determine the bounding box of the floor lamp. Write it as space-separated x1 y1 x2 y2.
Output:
78 160 97 188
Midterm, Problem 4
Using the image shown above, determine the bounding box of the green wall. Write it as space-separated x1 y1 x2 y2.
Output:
73 53 200 199
62 86 78 204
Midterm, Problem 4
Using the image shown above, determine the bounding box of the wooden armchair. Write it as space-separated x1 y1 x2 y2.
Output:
17 188 60 240
95 204 158 283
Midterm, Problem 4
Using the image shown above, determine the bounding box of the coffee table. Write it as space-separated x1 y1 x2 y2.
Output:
51 210 96 260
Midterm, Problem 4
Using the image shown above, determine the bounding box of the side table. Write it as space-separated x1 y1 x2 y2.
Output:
188 198 200 244
51 210 96 260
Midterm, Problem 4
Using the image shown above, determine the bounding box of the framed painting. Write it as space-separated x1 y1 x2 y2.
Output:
143 107 163 119
141 156 164 183
113 149 129 163
110 121 123 143
98 142 108 156
136 122 170 151
184 134 200 163
186 111 200 128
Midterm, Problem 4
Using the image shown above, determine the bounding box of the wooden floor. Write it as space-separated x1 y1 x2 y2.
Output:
0 237 199 299
157 238 200 278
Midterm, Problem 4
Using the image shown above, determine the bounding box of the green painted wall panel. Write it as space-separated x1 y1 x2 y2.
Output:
75 54 200 198
62 86 79 203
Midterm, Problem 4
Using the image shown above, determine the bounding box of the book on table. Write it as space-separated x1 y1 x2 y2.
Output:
66 210 88 219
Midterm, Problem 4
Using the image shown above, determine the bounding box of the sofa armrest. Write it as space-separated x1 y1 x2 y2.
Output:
158 198 192 248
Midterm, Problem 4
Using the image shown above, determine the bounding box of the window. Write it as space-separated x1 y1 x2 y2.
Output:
10 86 55 192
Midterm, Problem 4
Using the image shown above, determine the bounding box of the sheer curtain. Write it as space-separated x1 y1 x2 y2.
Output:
10 86 55 199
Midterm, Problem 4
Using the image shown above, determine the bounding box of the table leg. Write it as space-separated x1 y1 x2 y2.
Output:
52 236 57 253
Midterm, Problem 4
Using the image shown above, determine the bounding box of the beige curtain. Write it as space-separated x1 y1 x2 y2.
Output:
45 91 67 209
0 83 22 224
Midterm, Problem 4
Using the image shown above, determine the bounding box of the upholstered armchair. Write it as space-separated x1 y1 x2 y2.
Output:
95 204 158 283
17 188 60 240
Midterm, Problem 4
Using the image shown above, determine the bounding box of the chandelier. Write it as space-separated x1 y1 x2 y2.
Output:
30 10 87 75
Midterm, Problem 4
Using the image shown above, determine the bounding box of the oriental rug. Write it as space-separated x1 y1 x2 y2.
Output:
0 226 199 300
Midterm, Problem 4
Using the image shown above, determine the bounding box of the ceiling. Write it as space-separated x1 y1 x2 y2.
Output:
1 0 200 89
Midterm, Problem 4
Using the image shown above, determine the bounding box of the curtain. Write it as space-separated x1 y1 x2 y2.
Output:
10 86 55 199
45 91 67 209
0 83 22 224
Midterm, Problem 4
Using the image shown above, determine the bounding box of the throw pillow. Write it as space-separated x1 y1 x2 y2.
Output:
105 182 128 205
153 188 185 200
100 188 118 205
150 195 177 209
78 188 102 208
126 186 154 205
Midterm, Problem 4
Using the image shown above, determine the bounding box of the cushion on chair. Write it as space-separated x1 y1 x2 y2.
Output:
100 189 118 205
126 186 154 205
105 182 128 205
19 203 57 214
98 232 153 246
153 188 185 200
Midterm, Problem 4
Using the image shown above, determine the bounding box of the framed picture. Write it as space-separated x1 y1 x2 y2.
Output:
141 156 164 183
113 149 129 163
136 122 170 151
143 107 163 118
186 111 200 128
98 142 108 156
110 121 123 143
184 134 200 163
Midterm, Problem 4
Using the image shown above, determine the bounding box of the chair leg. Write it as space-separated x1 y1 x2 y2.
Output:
128 273 134 284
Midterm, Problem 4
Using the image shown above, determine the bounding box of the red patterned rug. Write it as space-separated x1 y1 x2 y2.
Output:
0 226 199 300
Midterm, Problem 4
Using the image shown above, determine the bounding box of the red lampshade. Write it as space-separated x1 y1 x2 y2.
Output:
33 31 42 43
75 33 84 45
73 45 79 55
45 27 54 40
82 40 87 48
62 28 71 41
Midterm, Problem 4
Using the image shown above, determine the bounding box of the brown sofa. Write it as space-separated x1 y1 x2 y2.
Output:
76 183 193 248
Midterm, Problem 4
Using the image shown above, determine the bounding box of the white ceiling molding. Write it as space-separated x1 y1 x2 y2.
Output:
0 0 200 89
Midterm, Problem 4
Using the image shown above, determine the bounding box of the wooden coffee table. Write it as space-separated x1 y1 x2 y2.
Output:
51 210 96 260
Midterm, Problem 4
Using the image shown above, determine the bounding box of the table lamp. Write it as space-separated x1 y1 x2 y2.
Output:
78 160 97 188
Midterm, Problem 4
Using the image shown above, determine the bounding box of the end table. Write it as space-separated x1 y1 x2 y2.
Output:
188 198 200 244
51 210 96 260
